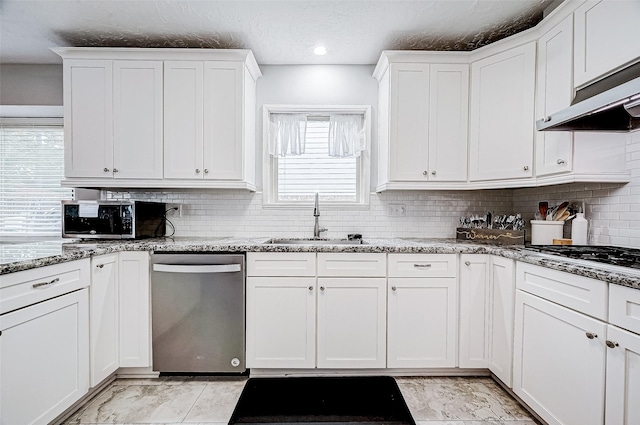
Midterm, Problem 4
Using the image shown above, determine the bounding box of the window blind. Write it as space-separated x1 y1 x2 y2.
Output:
277 119 357 202
0 125 73 236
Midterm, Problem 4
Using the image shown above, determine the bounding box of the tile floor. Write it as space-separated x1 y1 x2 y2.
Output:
64 376 540 425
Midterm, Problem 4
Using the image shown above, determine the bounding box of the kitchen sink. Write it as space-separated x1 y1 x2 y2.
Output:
264 238 364 245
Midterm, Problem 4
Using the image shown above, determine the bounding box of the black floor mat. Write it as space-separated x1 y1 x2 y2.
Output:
228 376 416 424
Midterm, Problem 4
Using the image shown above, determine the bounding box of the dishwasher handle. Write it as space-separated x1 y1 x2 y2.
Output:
152 263 242 274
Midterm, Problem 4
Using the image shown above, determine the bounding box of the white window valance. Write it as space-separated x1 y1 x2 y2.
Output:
268 113 307 157
328 114 365 158
268 112 366 158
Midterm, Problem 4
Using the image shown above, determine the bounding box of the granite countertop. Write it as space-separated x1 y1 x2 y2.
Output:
1 237 639 290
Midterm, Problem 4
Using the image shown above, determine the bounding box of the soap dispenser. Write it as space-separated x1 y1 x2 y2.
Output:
572 202 588 245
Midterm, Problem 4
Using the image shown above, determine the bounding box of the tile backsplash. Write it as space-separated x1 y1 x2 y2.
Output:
107 189 512 240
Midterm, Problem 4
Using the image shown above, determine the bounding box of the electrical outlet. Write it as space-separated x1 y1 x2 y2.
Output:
166 203 182 218
387 203 406 217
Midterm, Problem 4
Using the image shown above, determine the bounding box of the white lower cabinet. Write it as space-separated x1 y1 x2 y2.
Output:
246 277 316 368
387 276 457 368
388 253 457 368
90 254 119 386
605 324 640 425
1 289 90 425
488 255 515 387
458 254 489 368
317 278 387 368
118 251 151 367
513 289 607 425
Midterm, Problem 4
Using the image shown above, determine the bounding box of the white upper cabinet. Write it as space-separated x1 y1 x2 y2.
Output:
574 0 640 87
64 60 163 180
375 54 469 190
113 60 163 179
54 48 260 190
164 61 204 179
63 60 113 178
203 61 245 180
469 42 536 181
429 64 469 182
535 16 574 177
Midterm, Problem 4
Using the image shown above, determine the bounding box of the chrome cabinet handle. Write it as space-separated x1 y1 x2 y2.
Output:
523 166 529 171
464 261 471 266
391 286 397 291
431 170 436 176
320 286 325 291
96 264 104 268
414 264 432 268
204 169 209 174
103 167 110 172
541 116 551 123
586 332 598 339
422 170 428 176
32 278 60 289
308 286 313 291
606 340 619 348
557 159 565 165
195 169 201 174
113 168 119 173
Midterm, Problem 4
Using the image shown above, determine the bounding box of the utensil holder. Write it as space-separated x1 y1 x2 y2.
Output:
530 220 565 245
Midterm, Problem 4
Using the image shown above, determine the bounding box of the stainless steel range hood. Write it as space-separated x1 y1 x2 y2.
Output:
536 62 640 132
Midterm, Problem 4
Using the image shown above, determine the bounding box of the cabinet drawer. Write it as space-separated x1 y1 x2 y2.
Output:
609 284 640 335
247 252 316 277
317 253 386 277
1 259 90 315
516 262 607 320
388 254 457 277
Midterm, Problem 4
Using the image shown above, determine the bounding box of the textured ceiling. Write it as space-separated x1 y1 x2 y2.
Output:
0 0 555 65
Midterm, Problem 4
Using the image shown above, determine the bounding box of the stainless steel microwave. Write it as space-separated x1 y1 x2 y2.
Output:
62 201 166 239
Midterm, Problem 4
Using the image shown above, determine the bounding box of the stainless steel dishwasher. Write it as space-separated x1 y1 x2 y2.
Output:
150 253 245 374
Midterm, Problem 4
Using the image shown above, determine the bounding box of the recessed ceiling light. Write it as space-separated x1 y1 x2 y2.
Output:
314 46 327 56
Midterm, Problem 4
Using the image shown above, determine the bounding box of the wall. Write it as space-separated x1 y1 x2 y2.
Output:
255 65 379 192
513 131 640 248
0 64 63 105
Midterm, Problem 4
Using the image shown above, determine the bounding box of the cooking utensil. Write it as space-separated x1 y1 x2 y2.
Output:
538 202 548 220
552 201 569 220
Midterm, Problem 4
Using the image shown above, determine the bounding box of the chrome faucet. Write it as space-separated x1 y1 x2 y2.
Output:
313 192 328 238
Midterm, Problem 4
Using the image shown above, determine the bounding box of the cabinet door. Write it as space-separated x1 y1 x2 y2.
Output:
605 325 640 425
459 254 489 368
387 277 457 368
90 254 119 387
113 60 163 179
535 16 573 177
118 251 150 367
63 59 113 178
513 290 606 425
0 289 89 425
203 61 244 180
428 64 469 182
246 277 316 369
317 278 386 368
388 63 430 182
469 42 536 181
488 256 515 387
164 61 204 179
574 0 640 87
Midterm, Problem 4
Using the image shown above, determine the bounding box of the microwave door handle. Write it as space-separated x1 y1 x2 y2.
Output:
152 264 242 273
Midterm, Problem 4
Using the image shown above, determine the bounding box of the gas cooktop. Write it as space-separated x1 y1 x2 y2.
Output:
525 245 640 270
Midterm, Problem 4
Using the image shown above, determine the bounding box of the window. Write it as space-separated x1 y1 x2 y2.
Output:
263 105 370 207
0 119 73 236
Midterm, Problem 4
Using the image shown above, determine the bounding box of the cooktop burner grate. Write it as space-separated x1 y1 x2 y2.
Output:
525 245 640 270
